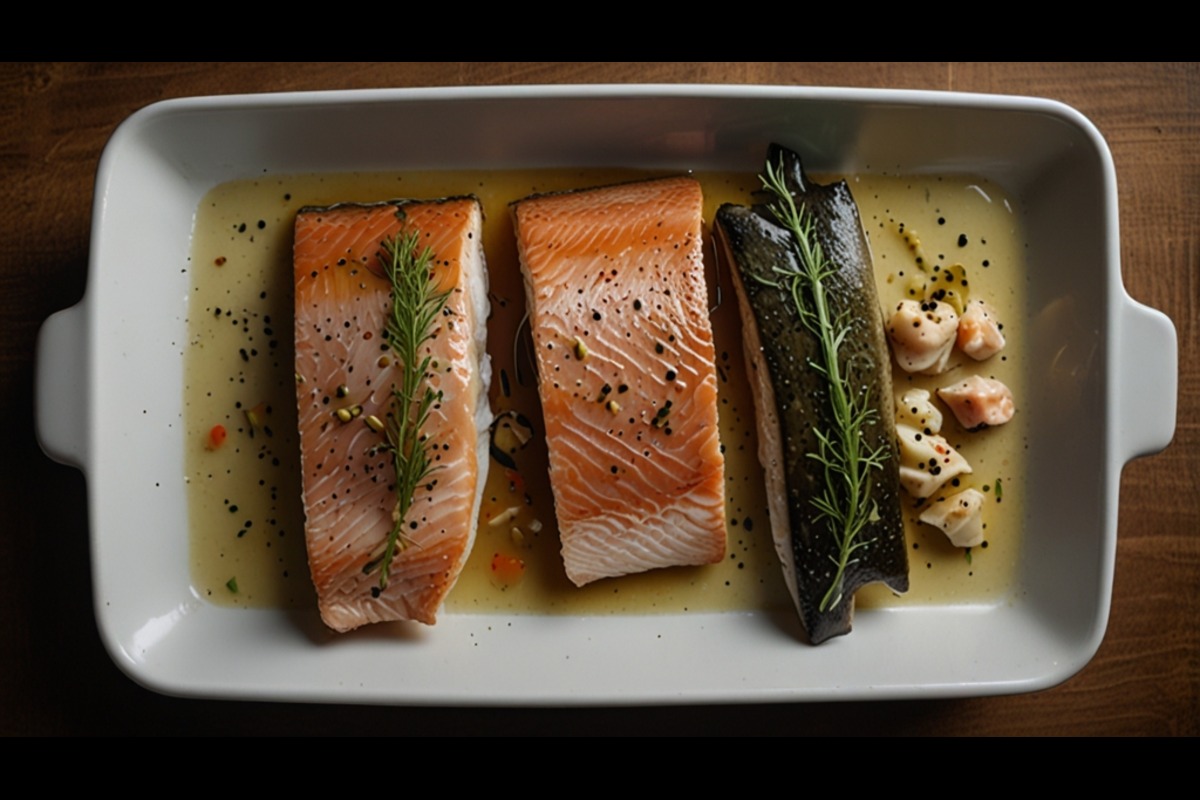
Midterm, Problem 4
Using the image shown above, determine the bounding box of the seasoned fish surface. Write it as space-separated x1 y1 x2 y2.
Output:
716 147 907 644
294 198 490 632
512 177 726 586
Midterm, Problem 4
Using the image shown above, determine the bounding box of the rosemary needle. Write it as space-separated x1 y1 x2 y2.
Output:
757 157 889 614
372 232 450 592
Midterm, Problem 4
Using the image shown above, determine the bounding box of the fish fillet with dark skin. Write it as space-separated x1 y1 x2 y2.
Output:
715 146 908 644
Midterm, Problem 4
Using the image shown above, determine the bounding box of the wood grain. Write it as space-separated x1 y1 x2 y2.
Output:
2 62 1194 735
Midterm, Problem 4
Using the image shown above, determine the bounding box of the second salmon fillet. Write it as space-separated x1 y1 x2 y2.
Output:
512 177 726 586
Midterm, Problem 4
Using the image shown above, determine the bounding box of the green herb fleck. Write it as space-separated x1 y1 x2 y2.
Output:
755 156 890 614
226 576 238 593
572 337 589 361
965 549 973 566
994 477 1003 500
365 233 450 592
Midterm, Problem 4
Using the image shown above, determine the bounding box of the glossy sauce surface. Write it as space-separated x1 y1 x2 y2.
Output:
184 169 1026 615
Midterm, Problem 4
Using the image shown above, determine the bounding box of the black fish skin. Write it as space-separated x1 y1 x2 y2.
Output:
715 144 908 644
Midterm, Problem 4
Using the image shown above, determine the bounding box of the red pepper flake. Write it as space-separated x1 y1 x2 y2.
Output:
490 553 526 588
214 256 227 266
206 424 227 450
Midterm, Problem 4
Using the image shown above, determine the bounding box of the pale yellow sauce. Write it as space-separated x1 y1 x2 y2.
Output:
853 174 1026 606
184 168 1025 615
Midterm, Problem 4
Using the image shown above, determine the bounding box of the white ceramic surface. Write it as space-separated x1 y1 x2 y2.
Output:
35 86 1177 704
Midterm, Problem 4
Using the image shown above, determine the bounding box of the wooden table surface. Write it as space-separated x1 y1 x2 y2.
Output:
2 63 1194 735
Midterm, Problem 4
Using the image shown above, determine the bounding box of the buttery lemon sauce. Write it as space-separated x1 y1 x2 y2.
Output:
184 169 1025 616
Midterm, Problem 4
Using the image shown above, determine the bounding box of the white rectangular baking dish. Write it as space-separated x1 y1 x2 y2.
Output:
35 86 1176 704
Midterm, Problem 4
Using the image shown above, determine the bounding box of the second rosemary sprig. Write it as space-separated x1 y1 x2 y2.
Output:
757 156 890 614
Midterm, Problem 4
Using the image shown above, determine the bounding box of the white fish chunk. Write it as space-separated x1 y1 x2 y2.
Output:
919 489 986 548
957 299 1006 361
938 375 1015 431
896 424 972 499
896 388 943 435
886 299 959 375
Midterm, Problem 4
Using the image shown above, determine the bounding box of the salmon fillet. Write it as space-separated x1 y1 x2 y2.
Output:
293 198 490 632
512 177 726 586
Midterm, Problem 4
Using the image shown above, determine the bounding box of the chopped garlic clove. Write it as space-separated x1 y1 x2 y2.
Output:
487 506 521 528
938 375 1015 431
919 488 986 548
896 388 943 435
886 299 959 375
957 299 1006 361
896 423 972 499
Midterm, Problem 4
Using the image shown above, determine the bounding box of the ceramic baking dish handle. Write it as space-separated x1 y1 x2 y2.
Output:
36 302 89 468
1115 293 1177 462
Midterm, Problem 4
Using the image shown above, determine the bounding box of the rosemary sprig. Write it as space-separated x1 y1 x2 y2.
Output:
756 157 890 613
371 232 450 592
